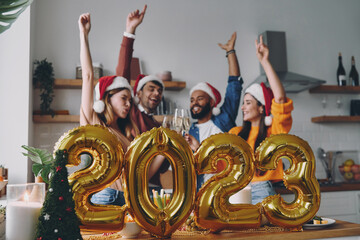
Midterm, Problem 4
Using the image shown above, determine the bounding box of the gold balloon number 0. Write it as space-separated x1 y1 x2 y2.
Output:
194 133 320 231
123 127 196 238
55 125 127 232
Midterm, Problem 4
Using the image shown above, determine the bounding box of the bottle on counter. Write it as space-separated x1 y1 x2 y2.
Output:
337 52 346 86
349 56 359 86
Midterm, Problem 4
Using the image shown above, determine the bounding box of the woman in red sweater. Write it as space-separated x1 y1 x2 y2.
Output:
229 35 294 204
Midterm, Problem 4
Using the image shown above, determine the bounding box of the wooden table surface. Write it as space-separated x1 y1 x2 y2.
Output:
82 219 360 239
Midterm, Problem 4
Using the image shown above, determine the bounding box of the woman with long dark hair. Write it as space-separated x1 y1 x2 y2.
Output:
229 35 294 204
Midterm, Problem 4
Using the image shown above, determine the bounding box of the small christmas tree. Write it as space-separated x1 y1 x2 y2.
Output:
34 149 83 240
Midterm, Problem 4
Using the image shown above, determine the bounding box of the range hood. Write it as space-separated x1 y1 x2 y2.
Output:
254 31 325 93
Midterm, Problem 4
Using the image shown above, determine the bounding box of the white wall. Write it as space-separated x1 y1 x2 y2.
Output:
0 8 31 183
21 0 360 180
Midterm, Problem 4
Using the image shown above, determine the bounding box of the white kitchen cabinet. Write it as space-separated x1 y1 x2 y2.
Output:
281 190 360 224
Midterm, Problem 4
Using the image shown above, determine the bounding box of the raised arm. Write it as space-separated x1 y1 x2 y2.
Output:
218 32 240 76
79 13 94 125
255 35 286 103
116 5 147 79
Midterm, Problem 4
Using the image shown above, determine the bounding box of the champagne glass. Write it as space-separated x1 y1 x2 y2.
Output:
321 95 327 115
162 115 173 129
182 109 191 134
173 108 183 133
336 96 343 115
174 108 190 135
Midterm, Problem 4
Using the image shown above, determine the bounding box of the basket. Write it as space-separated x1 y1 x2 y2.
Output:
76 63 103 79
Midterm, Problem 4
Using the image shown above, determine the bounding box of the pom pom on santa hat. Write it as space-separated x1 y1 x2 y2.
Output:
93 76 132 113
189 82 222 116
132 74 164 104
244 82 274 126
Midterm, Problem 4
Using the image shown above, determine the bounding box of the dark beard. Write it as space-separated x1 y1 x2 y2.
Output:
191 102 212 119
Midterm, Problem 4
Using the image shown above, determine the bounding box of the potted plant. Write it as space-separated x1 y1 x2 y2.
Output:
33 58 55 116
21 145 55 183
0 0 33 34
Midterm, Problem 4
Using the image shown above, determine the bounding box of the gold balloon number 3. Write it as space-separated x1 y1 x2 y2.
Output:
255 134 320 229
194 133 320 231
55 125 127 232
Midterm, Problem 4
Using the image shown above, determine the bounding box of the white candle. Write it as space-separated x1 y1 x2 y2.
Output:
229 185 252 204
6 199 42 240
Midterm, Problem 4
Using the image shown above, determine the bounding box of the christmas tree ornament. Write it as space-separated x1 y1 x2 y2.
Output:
194 133 261 232
34 150 83 239
256 134 320 230
54 125 126 232
44 214 50 221
124 127 196 238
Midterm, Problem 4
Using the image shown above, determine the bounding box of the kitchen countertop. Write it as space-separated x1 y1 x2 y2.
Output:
82 219 360 240
275 182 360 194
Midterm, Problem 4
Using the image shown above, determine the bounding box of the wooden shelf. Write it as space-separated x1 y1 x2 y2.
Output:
33 115 80 123
33 114 170 123
311 115 360 123
309 85 360 94
130 80 186 90
50 79 186 90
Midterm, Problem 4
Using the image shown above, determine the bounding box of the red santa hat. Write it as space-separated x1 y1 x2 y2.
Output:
244 82 274 126
189 82 222 116
133 74 164 95
93 75 132 113
132 74 164 104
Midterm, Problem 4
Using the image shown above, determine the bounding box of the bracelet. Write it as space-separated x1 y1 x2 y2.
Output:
226 49 236 57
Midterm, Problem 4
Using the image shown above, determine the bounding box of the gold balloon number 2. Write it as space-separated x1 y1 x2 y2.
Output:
55 126 320 236
55 125 127 232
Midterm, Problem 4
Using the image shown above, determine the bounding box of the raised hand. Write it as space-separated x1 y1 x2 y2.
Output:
218 32 237 52
255 35 269 62
78 13 91 35
126 4 147 34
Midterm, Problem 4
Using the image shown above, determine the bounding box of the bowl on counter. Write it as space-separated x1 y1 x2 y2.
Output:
338 159 360 182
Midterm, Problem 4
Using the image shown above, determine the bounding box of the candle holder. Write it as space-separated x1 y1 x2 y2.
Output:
6 183 45 240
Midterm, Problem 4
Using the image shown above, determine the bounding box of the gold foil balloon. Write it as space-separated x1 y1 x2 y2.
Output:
256 134 320 230
54 125 126 232
194 133 261 232
124 127 196 238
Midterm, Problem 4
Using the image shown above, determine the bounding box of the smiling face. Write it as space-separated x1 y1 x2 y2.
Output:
137 81 163 113
241 93 263 124
190 90 214 120
109 89 132 119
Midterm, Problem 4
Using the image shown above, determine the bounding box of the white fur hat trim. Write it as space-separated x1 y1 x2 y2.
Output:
265 115 273 126
190 82 216 103
245 83 265 105
135 75 164 94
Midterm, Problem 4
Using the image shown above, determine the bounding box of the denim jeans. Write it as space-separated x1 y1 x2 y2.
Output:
91 188 125 206
91 186 163 206
251 181 276 205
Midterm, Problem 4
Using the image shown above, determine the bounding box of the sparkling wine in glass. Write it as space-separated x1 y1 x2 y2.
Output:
182 110 191 134
173 109 183 133
162 115 173 129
